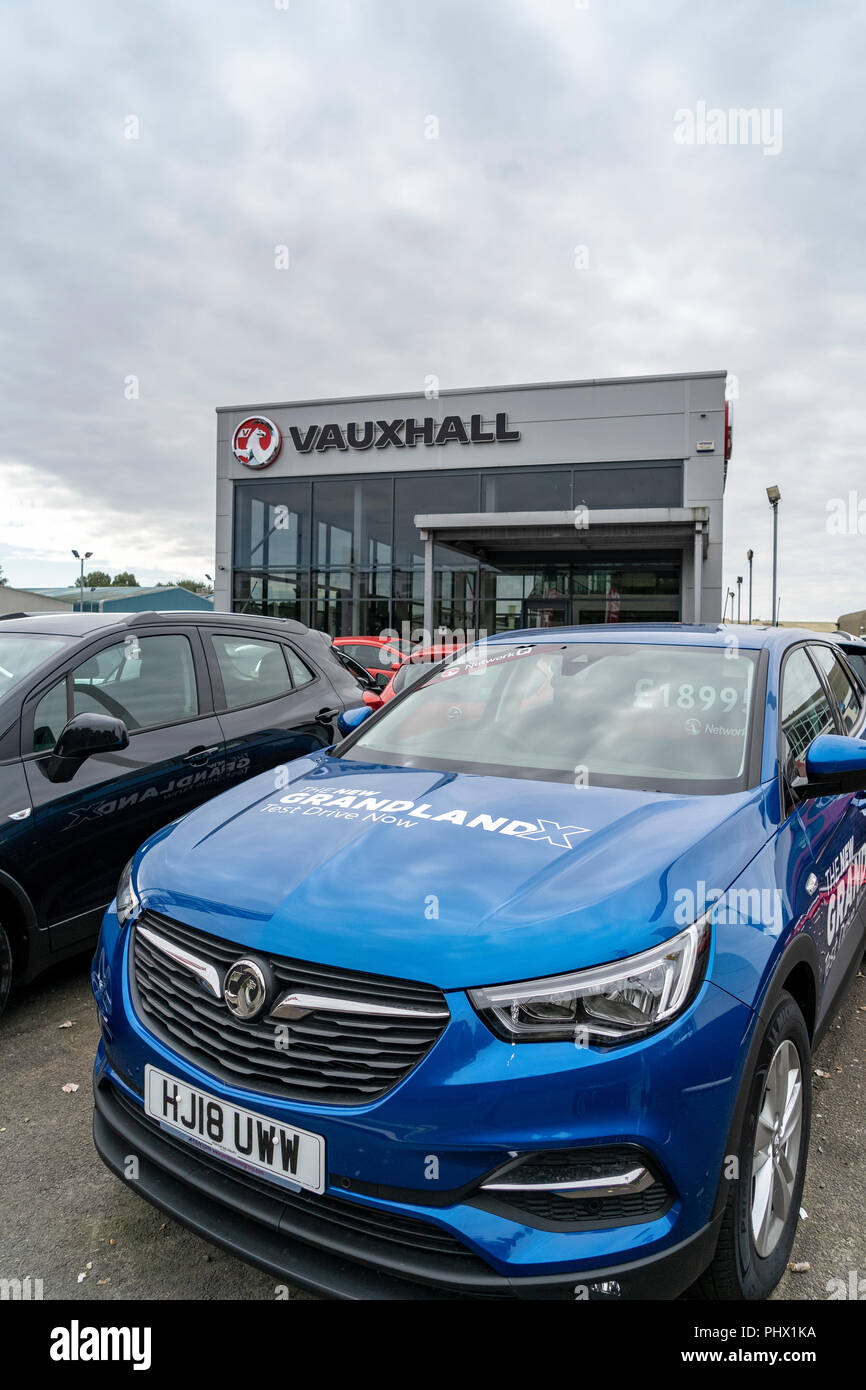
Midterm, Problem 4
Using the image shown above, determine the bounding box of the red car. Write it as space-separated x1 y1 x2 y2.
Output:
333 636 411 689
379 643 466 703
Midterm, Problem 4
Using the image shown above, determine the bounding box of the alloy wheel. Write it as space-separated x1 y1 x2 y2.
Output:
750 1039 803 1258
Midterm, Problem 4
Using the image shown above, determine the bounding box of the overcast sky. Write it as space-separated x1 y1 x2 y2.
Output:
1 0 863 619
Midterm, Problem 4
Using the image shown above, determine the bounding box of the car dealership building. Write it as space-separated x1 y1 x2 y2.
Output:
214 370 729 639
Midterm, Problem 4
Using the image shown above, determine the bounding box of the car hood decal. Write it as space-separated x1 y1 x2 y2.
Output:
137 754 772 989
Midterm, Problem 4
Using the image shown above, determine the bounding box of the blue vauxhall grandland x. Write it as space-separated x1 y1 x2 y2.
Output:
91 625 866 1300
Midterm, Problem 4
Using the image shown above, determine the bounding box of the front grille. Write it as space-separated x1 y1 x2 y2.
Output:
130 911 449 1106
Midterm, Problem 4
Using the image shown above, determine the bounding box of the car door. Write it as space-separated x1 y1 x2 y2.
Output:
779 644 866 1016
807 642 866 988
202 628 339 782
21 626 226 952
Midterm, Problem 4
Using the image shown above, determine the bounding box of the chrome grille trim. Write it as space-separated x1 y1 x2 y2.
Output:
136 923 222 999
130 911 450 1105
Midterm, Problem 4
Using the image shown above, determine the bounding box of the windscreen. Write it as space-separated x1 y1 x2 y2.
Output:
340 641 758 791
0 633 73 700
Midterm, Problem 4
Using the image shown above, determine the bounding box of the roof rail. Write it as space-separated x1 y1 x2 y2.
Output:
121 608 313 636
124 611 162 625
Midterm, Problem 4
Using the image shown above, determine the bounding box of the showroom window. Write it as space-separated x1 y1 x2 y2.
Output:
313 477 392 569
233 570 308 622
231 471 685 636
482 468 572 512
393 472 479 568
312 569 391 636
234 480 310 570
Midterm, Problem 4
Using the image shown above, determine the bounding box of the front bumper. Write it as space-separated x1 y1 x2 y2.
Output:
92 903 758 1299
93 1066 723 1299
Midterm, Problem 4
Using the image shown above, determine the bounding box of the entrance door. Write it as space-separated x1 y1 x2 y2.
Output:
523 598 569 628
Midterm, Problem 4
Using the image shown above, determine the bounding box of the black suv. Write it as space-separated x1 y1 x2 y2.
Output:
0 610 372 1016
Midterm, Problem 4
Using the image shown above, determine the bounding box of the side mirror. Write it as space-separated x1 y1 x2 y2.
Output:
42 713 129 784
337 706 373 737
792 733 866 799
362 690 384 711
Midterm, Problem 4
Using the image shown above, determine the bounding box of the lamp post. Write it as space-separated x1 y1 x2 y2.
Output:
736 576 743 623
71 549 93 611
746 549 753 624
766 487 781 625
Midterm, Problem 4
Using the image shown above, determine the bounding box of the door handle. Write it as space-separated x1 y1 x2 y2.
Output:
183 745 219 765
316 708 340 724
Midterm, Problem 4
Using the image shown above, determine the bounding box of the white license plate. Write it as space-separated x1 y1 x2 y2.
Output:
144 1065 325 1194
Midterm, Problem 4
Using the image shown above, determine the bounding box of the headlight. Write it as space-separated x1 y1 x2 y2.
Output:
115 858 141 927
468 919 710 1045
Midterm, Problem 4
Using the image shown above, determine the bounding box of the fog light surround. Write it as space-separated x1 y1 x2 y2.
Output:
472 1146 674 1230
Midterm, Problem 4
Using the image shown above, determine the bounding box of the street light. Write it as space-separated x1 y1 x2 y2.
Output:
746 549 754 624
736 576 743 623
71 549 93 611
766 487 781 626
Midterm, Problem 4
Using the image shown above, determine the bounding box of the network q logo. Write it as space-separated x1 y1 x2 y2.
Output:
232 415 282 469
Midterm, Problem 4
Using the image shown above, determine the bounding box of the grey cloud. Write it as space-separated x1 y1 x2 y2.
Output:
0 0 864 613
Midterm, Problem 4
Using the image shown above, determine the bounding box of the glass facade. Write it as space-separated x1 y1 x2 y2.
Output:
232 465 683 637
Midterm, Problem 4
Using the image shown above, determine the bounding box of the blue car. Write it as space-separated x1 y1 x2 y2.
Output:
91 624 866 1300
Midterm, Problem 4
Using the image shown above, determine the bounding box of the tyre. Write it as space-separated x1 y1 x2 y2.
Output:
697 991 812 1300
0 923 13 1020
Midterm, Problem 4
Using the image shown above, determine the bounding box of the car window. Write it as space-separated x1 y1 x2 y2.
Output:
210 635 294 709
340 642 401 670
339 643 377 665
780 647 835 777
330 647 375 691
341 641 759 791
72 635 199 730
391 660 437 695
0 634 73 700
32 678 69 752
285 647 315 689
840 649 866 690
810 645 861 734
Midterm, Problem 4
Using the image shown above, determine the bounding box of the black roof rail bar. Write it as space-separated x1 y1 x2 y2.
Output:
124 611 162 625
121 609 315 637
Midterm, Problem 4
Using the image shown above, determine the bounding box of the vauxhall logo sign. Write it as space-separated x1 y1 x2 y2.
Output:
232 411 520 468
